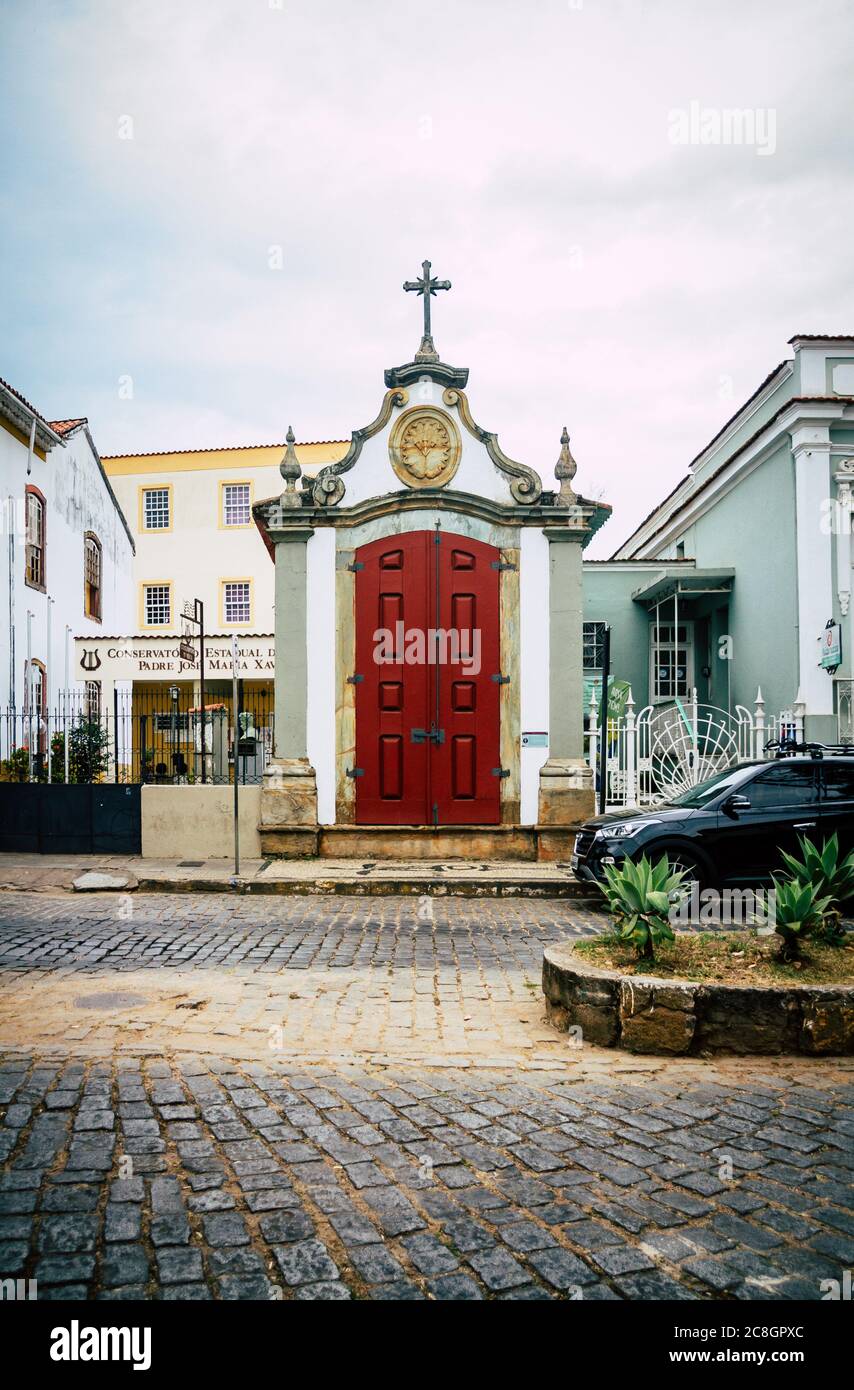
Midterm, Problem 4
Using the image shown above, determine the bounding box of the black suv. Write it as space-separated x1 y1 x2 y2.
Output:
572 746 854 888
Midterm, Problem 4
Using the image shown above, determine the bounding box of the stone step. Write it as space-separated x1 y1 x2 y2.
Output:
135 858 598 900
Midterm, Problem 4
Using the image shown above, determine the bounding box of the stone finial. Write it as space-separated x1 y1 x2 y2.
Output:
555 426 577 505
279 426 302 508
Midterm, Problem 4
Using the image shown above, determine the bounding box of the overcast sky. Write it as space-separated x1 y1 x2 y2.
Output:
2 0 853 554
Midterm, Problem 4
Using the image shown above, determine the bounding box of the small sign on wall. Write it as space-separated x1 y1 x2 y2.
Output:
820 621 842 672
521 731 548 748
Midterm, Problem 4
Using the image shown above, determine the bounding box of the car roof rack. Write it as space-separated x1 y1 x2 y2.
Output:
764 737 854 760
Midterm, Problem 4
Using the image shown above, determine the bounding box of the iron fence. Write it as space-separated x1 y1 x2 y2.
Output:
0 686 274 786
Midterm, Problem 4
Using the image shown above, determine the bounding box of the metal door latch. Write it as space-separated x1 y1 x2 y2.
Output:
411 727 445 745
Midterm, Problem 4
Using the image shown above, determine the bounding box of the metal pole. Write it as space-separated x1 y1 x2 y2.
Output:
198 600 206 784
46 596 53 783
232 634 240 878
8 496 16 709
64 625 71 784
114 685 119 782
26 610 33 782
598 625 611 814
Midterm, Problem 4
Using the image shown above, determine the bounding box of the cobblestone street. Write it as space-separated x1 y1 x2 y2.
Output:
0 892 852 1301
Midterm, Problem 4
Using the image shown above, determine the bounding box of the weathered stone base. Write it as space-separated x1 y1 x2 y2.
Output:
258 828 320 858
537 757 596 824
260 824 586 862
259 758 319 857
543 942 854 1056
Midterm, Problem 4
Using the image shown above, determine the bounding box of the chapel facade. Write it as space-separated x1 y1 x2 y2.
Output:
253 263 610 859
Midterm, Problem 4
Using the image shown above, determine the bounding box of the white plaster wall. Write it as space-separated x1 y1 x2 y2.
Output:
339 377 519 508
797 348 828 396
520 527 550 824
793 428 834 717
306 527 336 823
0 424 134 710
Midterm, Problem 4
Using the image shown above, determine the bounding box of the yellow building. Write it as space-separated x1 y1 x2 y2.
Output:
94 438 348 783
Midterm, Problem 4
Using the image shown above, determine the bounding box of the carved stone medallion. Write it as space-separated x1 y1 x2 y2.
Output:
389 407 462 489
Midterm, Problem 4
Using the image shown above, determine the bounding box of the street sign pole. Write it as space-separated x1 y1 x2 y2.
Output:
198 600 206 784
231 634 240 880
598 625 611 816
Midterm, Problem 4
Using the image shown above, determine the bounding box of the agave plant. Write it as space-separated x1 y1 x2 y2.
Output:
598 854 687 961
769 876 832 963
778 833 854 945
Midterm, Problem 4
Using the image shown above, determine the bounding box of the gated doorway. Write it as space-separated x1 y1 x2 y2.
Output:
353 528 501 825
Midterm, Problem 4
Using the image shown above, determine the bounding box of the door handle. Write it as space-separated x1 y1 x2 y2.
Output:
793 822 817 830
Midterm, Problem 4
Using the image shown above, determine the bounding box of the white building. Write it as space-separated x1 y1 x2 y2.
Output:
0 375 134 740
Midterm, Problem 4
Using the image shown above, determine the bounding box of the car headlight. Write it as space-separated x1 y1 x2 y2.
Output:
596 820 658 840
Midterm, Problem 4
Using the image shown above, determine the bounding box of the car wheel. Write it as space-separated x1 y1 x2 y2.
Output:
659 847 708 890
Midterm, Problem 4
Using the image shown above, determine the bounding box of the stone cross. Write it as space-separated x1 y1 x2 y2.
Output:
403 259 451 360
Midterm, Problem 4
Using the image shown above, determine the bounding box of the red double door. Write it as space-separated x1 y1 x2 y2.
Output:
354 529 501 825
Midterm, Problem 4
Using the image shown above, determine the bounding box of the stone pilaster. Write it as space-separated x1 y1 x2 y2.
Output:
260 525 318 855
538 527 595 825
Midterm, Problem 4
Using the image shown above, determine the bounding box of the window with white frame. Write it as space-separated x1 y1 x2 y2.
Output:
85 680 102 720
143 583 171 626
222 482 251 527
650 620 693 700
223 580 250 624
84 533 102 620
142 487 170 530
583 621 606 670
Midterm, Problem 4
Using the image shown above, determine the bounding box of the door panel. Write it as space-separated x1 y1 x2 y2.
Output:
355 531 431 824
711 763 819 882
819 763 854 855
432 533 501 824
353 529 501 825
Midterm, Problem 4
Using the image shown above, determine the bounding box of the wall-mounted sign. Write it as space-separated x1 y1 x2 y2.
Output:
820 622 842 671
521 731 548 748
75 634 276 681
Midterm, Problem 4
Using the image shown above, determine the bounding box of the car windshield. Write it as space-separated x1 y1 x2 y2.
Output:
664 766 749 808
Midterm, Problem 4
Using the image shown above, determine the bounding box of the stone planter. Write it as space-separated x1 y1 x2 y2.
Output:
542 942 854 1056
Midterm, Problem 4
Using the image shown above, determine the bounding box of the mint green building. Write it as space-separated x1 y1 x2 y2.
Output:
583 336 854 746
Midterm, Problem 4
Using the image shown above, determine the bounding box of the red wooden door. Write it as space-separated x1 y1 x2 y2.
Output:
354 530 501 826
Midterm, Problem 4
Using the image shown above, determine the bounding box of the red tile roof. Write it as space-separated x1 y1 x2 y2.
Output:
48 418 87 436
101 439 349 460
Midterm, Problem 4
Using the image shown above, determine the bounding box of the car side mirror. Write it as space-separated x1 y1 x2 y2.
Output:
724 793 751 816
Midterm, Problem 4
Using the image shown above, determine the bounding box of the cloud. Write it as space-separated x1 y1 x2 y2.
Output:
1 0 853 554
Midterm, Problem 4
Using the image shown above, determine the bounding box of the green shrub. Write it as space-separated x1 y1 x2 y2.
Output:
598 854 687 961
779 833 854 945
769 876 831 963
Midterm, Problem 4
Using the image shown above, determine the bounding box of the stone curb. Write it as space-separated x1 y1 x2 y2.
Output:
542 941 854 1056
134 876 599 900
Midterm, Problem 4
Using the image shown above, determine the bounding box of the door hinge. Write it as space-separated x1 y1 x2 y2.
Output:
491 673 510 684
491 559 517 571
347 561 365 572
347 674 364 684
491 767 510 778
346 767 365 778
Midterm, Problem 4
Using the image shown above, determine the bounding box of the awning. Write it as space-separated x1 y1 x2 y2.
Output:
630 566 735 607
